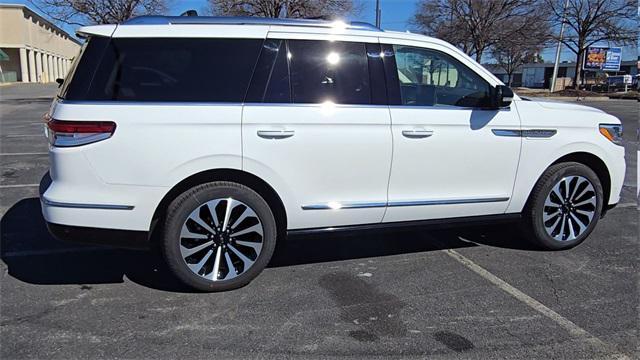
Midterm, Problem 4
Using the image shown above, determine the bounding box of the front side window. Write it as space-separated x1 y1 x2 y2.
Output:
288 40 371 105
393 45 491 108
67 38 262 102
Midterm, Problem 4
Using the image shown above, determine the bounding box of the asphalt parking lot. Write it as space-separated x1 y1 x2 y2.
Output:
1 84 637 359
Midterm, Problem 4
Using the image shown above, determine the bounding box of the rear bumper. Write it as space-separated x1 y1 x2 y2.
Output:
39 159 166 231
40 172 151 249
46 222 150 250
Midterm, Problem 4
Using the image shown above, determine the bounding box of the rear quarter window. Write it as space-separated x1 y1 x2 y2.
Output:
63 37 262 102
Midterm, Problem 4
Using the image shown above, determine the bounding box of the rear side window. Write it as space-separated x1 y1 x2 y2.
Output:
63 38 262 102
288 40 371 105
60 37 109 100
245 39 291 103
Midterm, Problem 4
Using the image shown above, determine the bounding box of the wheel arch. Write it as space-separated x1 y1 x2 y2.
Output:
519 151 612 215
549 152 611 208
149 168 288 243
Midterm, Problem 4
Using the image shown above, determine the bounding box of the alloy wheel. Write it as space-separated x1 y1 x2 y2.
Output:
542 176 597 241
179 198 264 281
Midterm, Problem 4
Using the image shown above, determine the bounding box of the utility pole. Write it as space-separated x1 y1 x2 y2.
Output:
550 0 570 93
375 0 381 28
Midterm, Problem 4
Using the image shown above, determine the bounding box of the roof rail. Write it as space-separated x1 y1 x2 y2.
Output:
122 16 382 32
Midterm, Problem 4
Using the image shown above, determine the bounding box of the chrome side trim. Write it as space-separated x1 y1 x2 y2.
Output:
388 197 509 207
42 198 134 210
491 129 521 137
301 197 509 210
492 129 557 138
301 201 386 210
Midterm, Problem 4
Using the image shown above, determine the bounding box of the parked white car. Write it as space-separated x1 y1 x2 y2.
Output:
41 17 625 291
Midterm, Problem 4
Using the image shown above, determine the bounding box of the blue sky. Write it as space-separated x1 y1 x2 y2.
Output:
3 0 636 63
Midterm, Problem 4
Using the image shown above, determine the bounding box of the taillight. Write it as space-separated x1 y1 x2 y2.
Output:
45 117 116 147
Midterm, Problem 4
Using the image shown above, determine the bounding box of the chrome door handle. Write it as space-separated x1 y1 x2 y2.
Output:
257 130 295 139
402 130 434 139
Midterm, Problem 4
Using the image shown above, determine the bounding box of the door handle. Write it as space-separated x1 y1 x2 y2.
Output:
257 130 295 139
402 129 434 139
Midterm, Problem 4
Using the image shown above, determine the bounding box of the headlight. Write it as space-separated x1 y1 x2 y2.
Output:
599 124 623 146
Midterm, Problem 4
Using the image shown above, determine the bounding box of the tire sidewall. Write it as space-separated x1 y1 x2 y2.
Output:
163 183 277 291
529 164 603 250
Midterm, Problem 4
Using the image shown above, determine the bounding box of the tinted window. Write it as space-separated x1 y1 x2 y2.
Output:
245 39 290 103
393 45 491 108
60 36 109 100
288 40 371 105
365 43 387 105
64 38 262 102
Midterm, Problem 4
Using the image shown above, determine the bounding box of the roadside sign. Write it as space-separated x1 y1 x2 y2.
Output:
584 46 622 71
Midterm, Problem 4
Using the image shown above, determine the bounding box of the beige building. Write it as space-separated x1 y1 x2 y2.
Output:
0 4 81 83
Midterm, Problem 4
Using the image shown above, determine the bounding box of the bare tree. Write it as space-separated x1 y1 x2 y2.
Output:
413 0 549 63
546 0 637 86
491 41 543 86
29 0 168 26
208 0 361 19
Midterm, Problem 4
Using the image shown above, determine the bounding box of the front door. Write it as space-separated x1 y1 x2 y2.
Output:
382 42 522 223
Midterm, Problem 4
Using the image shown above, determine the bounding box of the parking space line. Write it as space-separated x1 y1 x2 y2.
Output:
444 249 630 360
0 152 48 156
0 184 40 188
3 134 43 138
614 203 636 209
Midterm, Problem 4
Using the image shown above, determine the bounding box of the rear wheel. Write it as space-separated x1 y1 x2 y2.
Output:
522 162 603 250
162 181 277 291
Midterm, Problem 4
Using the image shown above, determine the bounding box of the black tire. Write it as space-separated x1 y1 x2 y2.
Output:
161 181 277 292
522 162 603 250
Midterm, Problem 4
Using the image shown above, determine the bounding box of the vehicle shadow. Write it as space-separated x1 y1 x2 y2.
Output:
1 197 538 293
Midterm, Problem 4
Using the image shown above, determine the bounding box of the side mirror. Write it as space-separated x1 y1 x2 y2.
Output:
491 85 513 109
55 78 64 87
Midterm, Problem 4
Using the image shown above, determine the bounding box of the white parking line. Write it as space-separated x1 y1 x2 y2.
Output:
445 249 630 360
3 134 43 138
614 202 636 209
0 152 48 156
0 184 39 188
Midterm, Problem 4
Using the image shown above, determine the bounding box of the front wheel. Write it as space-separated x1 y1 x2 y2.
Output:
522 162 603 250
161 181 277 292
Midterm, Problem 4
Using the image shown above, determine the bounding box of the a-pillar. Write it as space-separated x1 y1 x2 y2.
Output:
19 48 29 82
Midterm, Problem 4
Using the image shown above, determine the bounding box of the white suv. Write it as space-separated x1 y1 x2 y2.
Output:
41 16 625 291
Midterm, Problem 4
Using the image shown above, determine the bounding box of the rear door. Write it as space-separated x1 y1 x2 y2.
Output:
242 34 393 230
381 40 522 223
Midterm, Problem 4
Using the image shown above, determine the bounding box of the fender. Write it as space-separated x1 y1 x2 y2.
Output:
507 141 615 214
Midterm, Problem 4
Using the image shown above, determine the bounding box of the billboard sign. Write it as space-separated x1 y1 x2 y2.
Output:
584 46 622 71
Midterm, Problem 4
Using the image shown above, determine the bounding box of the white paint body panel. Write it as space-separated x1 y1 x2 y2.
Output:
507 100 625 211
42 23 626 233
243 104 392 229
383 104 521 223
